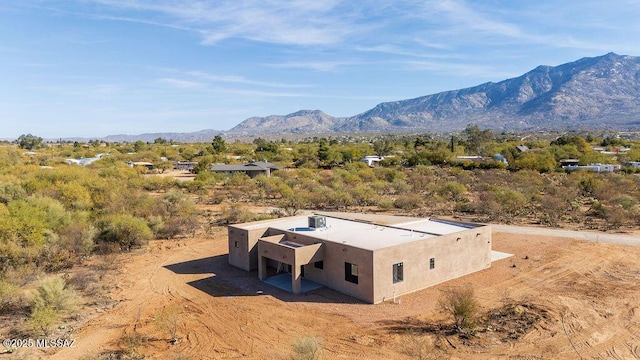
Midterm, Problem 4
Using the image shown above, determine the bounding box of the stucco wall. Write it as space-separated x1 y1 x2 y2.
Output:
262 229 375 303
371 225 492 304
228 218 491 304
228 225 270 271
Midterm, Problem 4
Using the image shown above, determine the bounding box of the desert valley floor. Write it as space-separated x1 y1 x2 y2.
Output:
9 219 633 360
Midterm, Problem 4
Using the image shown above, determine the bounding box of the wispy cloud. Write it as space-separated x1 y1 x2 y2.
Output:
401 60 517 80
185 71 311 88
78 0 363 46
265 60 355 72
156 78 205 89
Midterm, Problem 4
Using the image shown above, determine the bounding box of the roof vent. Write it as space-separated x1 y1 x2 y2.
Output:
308 215 326 229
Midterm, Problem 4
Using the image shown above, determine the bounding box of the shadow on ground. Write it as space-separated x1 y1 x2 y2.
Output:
164 255 363 304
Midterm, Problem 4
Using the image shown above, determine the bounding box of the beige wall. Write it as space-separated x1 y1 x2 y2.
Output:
228 219 492 304
256 229 375 303
228 225 270 271
371 225 492 304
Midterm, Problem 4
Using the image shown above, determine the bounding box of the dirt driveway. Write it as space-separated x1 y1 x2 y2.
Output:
37 225 640 360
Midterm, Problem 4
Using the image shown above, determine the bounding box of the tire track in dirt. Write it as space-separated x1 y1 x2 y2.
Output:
478 239 640 359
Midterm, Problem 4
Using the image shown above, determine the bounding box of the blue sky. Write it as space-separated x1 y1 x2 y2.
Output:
2 1 640 139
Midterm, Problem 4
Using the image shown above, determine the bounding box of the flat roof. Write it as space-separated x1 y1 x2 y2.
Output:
234 214 483 251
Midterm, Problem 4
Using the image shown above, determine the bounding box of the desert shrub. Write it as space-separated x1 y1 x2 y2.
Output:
56 181 93 210
30 304 60 336
67 271 99 292
97 214 153 251
324 190 353 210
511 150 557 172
401 332 439 360
223 173 252 189
291 336 322 360
279 191 311 216
391 178 411 194
57 221 96 259
219 205 255 225
492 187 529 218
0 182 26 204
439 285 479 332
155 304 183 343
377 198 395 210
350 184 378 206
1 196 69 246
437 181 467 201
41 245 76 272
210 193 226 204
577 174 604 197
611 194 637 211
374 167 405 182
156 216 199 239
141 175 176 191
121 330 148 357
605 205 631 229
0 280 28 315
30 277 78 335
32 277 78 313
394 194 422 210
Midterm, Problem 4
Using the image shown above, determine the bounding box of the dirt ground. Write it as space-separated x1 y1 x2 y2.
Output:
4 219 630 360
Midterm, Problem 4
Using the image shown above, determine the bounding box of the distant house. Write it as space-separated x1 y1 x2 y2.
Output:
361 155 384 167
516 145 530 153
211 161 282 178
559 159 580 167
65 153 106 166
126 161 154 170
562 163 621 173
174 161 198 172
456 156 483 161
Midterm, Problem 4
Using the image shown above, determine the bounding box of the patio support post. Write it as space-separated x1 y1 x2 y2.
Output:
292 263 302 294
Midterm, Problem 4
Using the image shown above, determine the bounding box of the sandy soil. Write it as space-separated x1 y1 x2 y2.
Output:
7 222 631 360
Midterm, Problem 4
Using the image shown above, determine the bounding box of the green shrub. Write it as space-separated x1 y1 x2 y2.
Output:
30 303 60 336
97 214 153 250
30 277 78 335
394 194 422 210
439 285 479 332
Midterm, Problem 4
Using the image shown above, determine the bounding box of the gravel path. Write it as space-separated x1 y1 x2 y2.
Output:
492 224 640 246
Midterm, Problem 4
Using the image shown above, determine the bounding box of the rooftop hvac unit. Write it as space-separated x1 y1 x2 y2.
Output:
308 215 326 229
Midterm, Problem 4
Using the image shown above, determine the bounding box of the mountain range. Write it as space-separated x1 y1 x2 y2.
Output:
82 52 640 142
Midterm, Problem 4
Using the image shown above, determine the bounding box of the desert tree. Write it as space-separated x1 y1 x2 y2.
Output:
211 135 227 154
17 133 43 150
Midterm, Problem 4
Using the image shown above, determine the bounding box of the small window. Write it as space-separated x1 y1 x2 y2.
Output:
430 257 435 270
234 241 239 248
345 262 358 284
393 262 404 283
314 261 324 269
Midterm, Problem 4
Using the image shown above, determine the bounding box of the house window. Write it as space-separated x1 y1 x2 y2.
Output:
430 257 435 270
345 262 358 284
314 261 324 269
234 241 239 248
393 262 404 283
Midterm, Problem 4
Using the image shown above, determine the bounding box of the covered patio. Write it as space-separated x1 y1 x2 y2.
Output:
257 234 324 294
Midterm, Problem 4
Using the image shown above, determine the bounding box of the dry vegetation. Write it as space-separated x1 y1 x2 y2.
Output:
1 130 639 359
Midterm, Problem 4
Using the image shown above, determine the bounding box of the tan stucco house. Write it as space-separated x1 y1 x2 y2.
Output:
227 213 492 304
